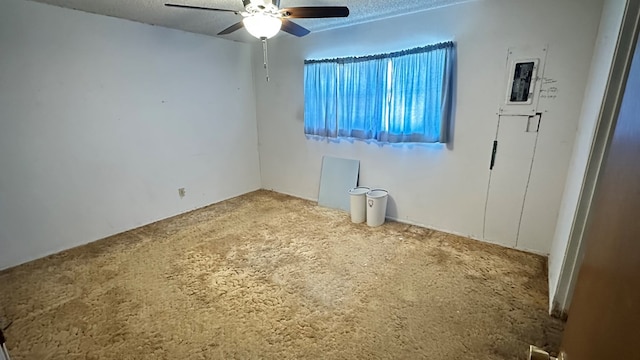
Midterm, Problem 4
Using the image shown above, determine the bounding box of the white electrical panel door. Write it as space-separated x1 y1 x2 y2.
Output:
484 116 539 248
499 45 547 116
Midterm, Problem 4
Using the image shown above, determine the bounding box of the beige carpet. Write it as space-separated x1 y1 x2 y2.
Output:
0 190 562 359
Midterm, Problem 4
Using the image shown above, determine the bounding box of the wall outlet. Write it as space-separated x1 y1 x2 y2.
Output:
178 188 186 198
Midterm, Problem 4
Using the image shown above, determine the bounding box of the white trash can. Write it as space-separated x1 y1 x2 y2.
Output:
366 189 389 227
348 187 370 223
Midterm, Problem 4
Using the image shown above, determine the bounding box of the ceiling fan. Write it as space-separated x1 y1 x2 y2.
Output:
164 0 350 39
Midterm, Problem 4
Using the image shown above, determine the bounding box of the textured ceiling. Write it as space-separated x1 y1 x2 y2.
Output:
26 0 470 42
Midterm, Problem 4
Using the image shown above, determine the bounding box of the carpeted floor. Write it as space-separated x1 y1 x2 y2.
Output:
0 190 562 359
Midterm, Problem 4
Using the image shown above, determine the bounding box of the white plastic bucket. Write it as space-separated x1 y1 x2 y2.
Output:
348 187 370 223
366 189 388 227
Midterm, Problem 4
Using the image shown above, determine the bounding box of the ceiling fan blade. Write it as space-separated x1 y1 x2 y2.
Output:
280 19 310 37
280 6 349 19
164 3 239 14
218 21 245 35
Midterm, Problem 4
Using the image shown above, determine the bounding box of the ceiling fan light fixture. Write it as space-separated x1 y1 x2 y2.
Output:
243 13 282 39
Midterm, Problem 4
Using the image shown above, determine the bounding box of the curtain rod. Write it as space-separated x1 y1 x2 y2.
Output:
304 41 455 65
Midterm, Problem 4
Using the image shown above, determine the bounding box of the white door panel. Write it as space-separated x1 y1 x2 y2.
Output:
484 115 538 247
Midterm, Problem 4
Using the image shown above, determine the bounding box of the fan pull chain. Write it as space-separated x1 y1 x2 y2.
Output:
261 38 270 82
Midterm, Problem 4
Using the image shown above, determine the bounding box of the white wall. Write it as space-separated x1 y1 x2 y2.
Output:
254 0 603 254
0 0 261 269
548 0 626 313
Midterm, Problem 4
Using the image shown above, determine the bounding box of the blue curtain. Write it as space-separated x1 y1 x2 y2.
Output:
304 62 337 137
382 45 453 143
336 59 388 139
304 41 455 143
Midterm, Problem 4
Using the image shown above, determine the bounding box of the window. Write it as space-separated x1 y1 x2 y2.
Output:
304 42 455 143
